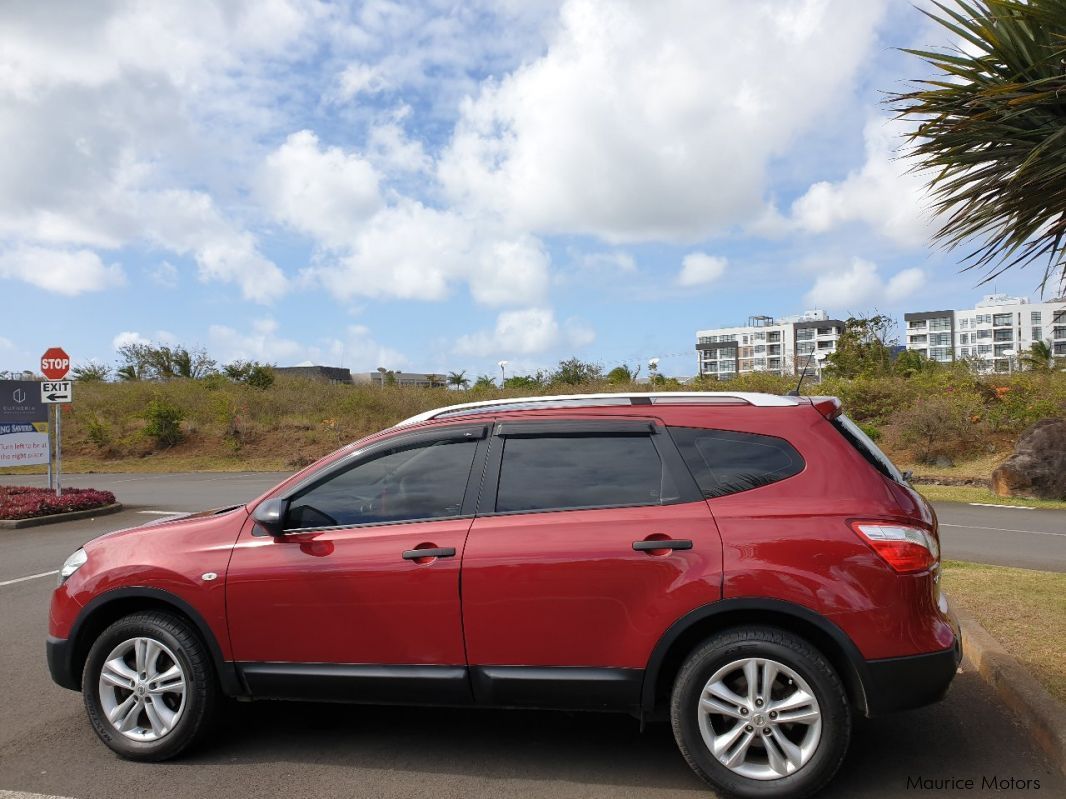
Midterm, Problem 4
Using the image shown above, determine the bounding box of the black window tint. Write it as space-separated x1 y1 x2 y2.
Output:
287 439 477 529
495 435 670 512
830 414 904 484
668 427 804 498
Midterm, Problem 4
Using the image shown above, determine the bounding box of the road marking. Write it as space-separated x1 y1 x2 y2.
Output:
941 523 1066 538
0 791 78 799
0 570 59 587
968 502 1034 510
138 510 184 515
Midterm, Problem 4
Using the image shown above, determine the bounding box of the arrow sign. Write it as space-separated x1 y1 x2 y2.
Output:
41 381 73 404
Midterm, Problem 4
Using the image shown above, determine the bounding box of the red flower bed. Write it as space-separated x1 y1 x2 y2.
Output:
0 486 117 520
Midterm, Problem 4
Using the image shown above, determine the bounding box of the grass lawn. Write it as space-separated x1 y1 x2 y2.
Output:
917 484 1066 510
942 560 1066 704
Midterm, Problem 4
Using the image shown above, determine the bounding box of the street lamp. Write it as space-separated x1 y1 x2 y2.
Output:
497 360 509 387
814 350 828 382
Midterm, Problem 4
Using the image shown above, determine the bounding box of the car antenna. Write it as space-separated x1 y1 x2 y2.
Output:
787 351 816 397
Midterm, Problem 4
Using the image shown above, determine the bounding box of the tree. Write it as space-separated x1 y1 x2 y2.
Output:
893 348 935 378
117 343 217 381
472 374 496 390
550 357 602 385
72 361 111 382
824 315 897 378
447 370 470 390
894 0 1066 290
223 360 275 389
606 365 634 384
424 373 445 388
504 375 541 389
1021 339 1055 371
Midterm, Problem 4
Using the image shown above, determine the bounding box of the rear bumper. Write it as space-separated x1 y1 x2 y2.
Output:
862 623 962 716
46 635 79 691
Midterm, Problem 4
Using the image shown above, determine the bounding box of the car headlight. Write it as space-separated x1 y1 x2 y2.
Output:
58 548 87 584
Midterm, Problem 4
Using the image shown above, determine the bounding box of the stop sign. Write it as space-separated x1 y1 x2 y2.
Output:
41 347 71 380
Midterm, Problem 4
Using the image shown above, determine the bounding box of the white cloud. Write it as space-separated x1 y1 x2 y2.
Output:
367 120 430 174
257 130 383 247
0 336 14 350
455 307 595 356
677 252 727 287
0 246 124 295
578 250 637 273
804 258 926 309
149 261 179 289
298 196 551 307
336 63 388 100
790 116 933 247
439 0 886 242
208 318 407 369
112 331 150 350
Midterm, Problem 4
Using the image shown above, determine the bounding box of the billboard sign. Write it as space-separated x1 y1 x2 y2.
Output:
0 380 50 467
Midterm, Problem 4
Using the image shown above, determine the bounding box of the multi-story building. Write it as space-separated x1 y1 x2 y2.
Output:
904 294 1066 372
695 310 845 379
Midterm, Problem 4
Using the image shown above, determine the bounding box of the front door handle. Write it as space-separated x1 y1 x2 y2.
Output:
402 547 456 560
632 539 693 552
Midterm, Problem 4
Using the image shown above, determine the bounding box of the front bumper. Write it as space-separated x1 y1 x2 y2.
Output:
46 635 79 691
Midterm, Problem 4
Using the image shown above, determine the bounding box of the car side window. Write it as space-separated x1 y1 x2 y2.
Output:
286 438 478 529
495 434 676 513
668 426 804 498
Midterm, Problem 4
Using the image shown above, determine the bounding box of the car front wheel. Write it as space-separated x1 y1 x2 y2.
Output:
670 626 851 798
82 610 218 760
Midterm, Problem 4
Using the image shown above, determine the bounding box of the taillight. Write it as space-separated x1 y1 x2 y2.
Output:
850 521 939 574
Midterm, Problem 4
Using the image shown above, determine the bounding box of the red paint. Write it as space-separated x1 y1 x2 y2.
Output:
40 347 71 380
50 397 955 693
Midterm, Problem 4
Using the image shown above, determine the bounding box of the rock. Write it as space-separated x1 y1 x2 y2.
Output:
991 418 1066 500
934 455 955 468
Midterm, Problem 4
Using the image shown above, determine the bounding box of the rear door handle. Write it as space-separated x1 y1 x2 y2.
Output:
632 539 693 551
402 547 456 560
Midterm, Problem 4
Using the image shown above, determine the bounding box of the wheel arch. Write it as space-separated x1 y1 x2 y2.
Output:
65 587 245 697
642 599 870 716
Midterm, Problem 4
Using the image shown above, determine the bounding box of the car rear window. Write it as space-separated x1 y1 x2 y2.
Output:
667 427 804 498
830 413 905 484
495 434 676 512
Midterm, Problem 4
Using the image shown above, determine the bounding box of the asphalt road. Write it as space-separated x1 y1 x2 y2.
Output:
1 472 1064 798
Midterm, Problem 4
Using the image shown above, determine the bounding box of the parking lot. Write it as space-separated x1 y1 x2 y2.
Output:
1 473 1063 798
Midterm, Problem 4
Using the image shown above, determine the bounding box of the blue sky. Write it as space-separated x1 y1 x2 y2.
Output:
0 0 1058 380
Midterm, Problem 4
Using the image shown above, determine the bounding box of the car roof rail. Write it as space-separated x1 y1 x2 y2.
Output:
395 392 800 427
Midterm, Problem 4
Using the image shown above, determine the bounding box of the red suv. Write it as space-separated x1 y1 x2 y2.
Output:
47 392 960 798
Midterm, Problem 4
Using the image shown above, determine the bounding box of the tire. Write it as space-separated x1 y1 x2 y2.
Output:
82 610 219 761
670 626 851 799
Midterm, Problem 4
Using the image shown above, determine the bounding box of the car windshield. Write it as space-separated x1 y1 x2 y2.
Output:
830 413 906 484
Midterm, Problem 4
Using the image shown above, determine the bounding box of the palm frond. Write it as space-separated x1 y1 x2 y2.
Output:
893 0 1066 293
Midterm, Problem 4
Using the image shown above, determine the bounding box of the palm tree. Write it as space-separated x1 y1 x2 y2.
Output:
894 0 1066 290
1021 339 1054 371
424 373 445 389
447 370 470 390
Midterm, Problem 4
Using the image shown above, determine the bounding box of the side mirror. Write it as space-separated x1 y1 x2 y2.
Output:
252 498 289 537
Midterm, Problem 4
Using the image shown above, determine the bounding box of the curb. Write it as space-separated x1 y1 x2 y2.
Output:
958 609 1066 777
0 503 124 529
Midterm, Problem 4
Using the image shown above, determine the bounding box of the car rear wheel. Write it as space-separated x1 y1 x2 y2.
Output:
670 627 851 798
82 611 218 761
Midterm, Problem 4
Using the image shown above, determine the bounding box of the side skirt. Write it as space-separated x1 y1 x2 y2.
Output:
235 662 644 712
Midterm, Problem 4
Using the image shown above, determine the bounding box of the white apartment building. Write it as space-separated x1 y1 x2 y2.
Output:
905 294 1066 372
695 310 845 379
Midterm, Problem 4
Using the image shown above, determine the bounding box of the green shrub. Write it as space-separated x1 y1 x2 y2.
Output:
85 413 111 450
142 398 185 447
887 393 989 464
858 422 882 442
246 364 275 390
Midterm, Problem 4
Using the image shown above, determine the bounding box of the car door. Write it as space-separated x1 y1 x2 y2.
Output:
460 418 723 709
226 423 488 704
